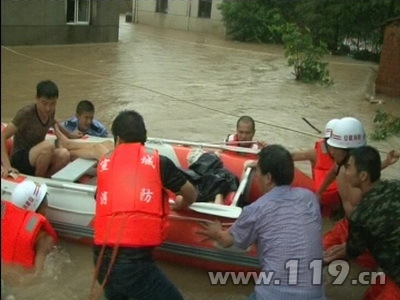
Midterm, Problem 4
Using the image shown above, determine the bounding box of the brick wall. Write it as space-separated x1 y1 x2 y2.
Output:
375 20 400 98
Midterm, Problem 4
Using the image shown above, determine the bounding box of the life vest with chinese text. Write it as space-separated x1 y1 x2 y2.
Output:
313 139 340 206
94 143 168 247
1 200 57 268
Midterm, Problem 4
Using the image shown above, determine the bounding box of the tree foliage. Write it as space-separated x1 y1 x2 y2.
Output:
219 0 400 57
282 24 332 85
371 109 400 141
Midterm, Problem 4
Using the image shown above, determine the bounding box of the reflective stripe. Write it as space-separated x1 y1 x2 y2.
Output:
26 216 38 232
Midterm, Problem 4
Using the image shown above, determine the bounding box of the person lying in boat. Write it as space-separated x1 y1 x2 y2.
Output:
200 144 325 299
1 180 57 280
291 118 341 218
1 80 75 178
323 146 400 299
91 110 197 300
61 100 109 138
225 115 266 150
55 124 113 161
183 149 239 205
319 117 399 272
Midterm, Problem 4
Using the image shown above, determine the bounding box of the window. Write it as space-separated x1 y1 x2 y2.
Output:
198 0 212 18
67 0 90 23
156 0 168 14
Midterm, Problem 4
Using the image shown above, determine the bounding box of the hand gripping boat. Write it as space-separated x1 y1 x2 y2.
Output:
1 129 315 272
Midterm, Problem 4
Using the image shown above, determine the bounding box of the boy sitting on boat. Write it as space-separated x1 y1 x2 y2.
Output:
61 100 109 138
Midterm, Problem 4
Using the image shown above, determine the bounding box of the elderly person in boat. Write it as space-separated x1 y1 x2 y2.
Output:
91 110 197 300
1 180 57 278
201 144 325 299
324 146 400 299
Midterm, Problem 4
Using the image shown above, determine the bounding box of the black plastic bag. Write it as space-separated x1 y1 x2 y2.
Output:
182 153 239 202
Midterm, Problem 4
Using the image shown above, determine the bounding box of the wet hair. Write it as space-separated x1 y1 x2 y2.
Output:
111 110 147 144
349 146 381 182
76 100 95 115
236 116 255 132
36 80 59 99
257 144 294 185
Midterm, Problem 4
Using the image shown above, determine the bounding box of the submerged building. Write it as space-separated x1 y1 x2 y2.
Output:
1 0 226 46
1 0 120 45
131 0 225 37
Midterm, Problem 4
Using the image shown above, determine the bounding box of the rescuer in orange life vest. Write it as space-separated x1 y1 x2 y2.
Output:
291 118 341 217
1 180 57 277
92 110 197 300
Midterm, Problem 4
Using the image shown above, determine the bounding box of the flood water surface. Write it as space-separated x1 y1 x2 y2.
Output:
1 16 399 300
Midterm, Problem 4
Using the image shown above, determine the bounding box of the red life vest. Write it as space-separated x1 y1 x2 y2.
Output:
94 143 169 247
313 139 340 206
225 133 259 150
1 200 57 268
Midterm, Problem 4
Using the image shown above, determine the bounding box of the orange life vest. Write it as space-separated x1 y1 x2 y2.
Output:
226 133 259 150
1 200 57 268
94 143 169 247
313 139 340 206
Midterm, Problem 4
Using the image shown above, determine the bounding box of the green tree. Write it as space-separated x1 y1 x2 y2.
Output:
282 24 332 85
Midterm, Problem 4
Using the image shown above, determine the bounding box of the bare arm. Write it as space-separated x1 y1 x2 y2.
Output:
291 148 316 165
1 123 18 175
34 231 55 276
172 181 197 210
381 150 399 170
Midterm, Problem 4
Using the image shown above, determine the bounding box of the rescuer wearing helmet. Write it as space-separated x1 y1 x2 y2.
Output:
1 180 57 276
321 117 399 271
291 118 341 217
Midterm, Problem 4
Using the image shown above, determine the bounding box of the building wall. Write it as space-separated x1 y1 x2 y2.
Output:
133 0 226 37
1 0 120 46
375 21 400 98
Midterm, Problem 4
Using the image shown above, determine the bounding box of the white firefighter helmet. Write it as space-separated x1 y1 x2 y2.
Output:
327 117 366 149
11 180 48 212
324 118 340 138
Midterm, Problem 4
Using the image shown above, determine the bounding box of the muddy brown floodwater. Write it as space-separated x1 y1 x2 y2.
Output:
1 15 399 300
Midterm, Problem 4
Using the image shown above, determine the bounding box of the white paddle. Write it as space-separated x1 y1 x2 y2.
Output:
189 202 242 219
169 199 242 219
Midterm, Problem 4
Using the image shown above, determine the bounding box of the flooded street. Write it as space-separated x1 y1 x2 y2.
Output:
1 16 399 299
